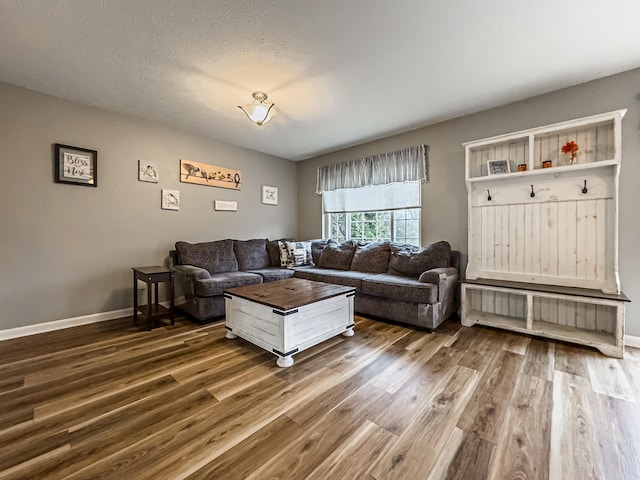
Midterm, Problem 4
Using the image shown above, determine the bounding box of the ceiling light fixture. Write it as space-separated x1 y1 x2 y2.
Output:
238 91 276 126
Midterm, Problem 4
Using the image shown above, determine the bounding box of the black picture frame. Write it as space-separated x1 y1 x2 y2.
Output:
54 143 98 187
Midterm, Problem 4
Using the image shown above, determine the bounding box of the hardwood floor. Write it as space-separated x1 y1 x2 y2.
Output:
1 315 639 479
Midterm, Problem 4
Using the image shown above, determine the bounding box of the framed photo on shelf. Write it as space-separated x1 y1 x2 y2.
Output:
262 185 278 205
487 159 510 176
54 143 98 187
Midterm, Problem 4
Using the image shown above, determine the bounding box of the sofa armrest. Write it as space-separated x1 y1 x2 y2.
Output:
173 264 211 300
173 264 211 280
418 267 459 303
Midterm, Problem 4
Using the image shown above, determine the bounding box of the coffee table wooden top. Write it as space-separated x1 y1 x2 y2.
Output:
224 278 355 311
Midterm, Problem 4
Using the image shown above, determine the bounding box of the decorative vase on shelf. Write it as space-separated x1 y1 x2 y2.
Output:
561 141 579 165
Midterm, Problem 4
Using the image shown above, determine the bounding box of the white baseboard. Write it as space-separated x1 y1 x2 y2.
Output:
0 296 187 341
626 335 640 349
0 308 133 341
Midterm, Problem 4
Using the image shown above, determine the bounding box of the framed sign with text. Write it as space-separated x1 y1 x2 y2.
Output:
54 143 98 187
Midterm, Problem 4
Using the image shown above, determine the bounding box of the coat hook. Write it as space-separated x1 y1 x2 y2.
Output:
582 179 588 194
530 184 535 198
487 189 492 201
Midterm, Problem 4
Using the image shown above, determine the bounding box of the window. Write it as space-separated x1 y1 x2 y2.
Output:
326 208 420 245
317 146 427 248
392 208 421 245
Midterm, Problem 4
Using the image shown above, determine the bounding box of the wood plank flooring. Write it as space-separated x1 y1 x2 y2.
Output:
1 315 639 479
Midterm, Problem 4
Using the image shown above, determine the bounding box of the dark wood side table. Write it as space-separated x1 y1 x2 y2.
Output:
132 266 175 329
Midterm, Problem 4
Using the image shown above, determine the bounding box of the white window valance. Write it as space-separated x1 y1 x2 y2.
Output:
316 145 429 194
322 181 421 213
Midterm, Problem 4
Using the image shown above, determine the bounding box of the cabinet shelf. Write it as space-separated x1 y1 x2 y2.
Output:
465 308 618 355
465 310 616 346
530 320 616 347
465 310 527 330
466 158 618 183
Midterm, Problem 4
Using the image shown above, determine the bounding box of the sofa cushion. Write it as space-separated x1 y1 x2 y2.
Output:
291 265 325 279
282 241 313 267
362 273 438 304
234 239 270 270
267 238 294 267
318 240 356 270
310 239 329 265
388 241 451 278
293 267 370 293
246 268 296 282
350 241 391 273
175 239 238 273
193 271 263 297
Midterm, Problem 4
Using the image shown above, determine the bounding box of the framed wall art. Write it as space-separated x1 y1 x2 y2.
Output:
138 160 159 183
487 159 511 176
214 200 238 211
161 189 180 211
180 159 241 190
262 185 278 205
54 143 97 187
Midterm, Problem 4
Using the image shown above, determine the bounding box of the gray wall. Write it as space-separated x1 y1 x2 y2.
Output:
0 82 297 330
297 68 640 337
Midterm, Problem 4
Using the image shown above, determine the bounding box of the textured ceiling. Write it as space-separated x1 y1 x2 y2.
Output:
1 1 640 161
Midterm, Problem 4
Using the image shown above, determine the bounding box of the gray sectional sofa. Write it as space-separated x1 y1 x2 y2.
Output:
170 238 460 330
170 239 295 321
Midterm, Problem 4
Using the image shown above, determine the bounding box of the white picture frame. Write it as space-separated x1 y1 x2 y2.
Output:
161 189 180 210
262 185 278 205
214 200 238 211
138 160 159 183
487 159 511 176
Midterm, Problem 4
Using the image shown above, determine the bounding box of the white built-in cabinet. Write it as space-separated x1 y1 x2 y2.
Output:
461 110 629 357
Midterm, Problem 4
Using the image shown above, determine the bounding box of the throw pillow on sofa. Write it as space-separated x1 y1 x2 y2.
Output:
318 240 356 270
278 240 313 268
350 241 391 273
267 238 294 267
388 240 451 277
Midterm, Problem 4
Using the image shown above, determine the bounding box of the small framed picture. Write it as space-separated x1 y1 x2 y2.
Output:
262 185 278 205
487 160 511 176
138 160 159 183
214 200 238 211
161 189 180 211
54 143 97 187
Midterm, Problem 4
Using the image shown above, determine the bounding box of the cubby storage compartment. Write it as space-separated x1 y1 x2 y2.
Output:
531 296 616 333
467 136 529 179
464 286 527 329
533 119 615 170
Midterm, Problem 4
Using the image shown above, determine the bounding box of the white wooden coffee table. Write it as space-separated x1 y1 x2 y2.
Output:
224 278 356 367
